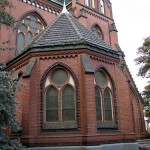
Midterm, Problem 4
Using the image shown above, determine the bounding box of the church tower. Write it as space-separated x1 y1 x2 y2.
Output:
1 0 146 148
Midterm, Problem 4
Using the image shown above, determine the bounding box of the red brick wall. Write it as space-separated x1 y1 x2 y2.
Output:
0 0 119 64
7 50 146 146
3 0 146 146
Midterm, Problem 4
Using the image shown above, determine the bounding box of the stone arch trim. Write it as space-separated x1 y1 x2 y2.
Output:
17 10 47 26
95 64 118 129
40 62 81 133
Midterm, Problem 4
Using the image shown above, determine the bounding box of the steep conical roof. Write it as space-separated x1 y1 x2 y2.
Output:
29 13 113 51
7 13 119 66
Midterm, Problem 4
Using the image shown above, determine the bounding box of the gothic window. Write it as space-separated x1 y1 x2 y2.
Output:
91 0 95 8
91 24 103 39
43 67 77 130
95 70 113 122
99 0 105 14
85 0 89 6
17 13 45 52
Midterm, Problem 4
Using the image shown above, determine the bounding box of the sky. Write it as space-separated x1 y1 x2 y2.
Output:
111 0 150 92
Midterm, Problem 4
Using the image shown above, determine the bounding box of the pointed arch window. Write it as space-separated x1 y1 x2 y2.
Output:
62 86 75 121
85 0 89 6
43 67 77 131
104 89 112 121
95 69 114 128
99 0 105 14
17 13 46 52
46 87 58 122
91 24 103 40
95 87 102 121
91 0 95 8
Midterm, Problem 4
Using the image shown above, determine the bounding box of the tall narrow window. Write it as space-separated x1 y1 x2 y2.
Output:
85 0 89 6
95 87 102 121
100 0 105 14
17 33 24 52
91 0 95 8
104 89 112 121
95 70 113 122
17 13 46 52
62 86 75 121
43 67 77 131
46 87 58 122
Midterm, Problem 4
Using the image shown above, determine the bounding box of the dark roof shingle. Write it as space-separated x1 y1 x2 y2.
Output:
81 55 94 74
31 13 112 51
7 12 119 67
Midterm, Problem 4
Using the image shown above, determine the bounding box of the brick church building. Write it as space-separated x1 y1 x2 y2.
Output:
0 0 146 147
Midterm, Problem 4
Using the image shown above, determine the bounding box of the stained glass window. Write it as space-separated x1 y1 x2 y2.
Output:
95 87 102 121
51 69 68 85
95 71 106 87
17 14 45 52
44 68 76 124
95 69 113 123
26 32 32 45
104 89 112 121
62 86 75 121
17 33 24 53
46 87 58 122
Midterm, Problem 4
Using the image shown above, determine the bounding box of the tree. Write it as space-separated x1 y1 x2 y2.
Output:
0 0 15 27
135 36 150 120
0 65 23 149
0 1 23 144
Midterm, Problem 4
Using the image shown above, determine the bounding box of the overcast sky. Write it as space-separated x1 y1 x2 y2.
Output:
111 0 150 92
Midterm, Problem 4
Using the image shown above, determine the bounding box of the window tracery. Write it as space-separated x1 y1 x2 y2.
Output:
17 13 45 52
95 70 113 123
91 24 103 39
43 67 77 130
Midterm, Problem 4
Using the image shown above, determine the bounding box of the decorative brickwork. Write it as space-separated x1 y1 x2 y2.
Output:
1 0 146 146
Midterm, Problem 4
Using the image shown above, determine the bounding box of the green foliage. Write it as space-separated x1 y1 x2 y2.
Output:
0 0 15 27
0 11 15 27
142 83 150 118
0 65 23 149
0 134 23 150
135 37 150 78
135 36 150 120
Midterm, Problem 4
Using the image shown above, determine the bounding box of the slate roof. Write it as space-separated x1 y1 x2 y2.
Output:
81 55 94 74
22 59 36 78
30 13 113 51
7 12 119 66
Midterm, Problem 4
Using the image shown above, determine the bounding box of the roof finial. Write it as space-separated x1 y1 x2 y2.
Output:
61 0 69 14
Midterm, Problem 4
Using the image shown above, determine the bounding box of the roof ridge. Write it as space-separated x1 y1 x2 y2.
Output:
66 14 84 41
69 14 112 50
